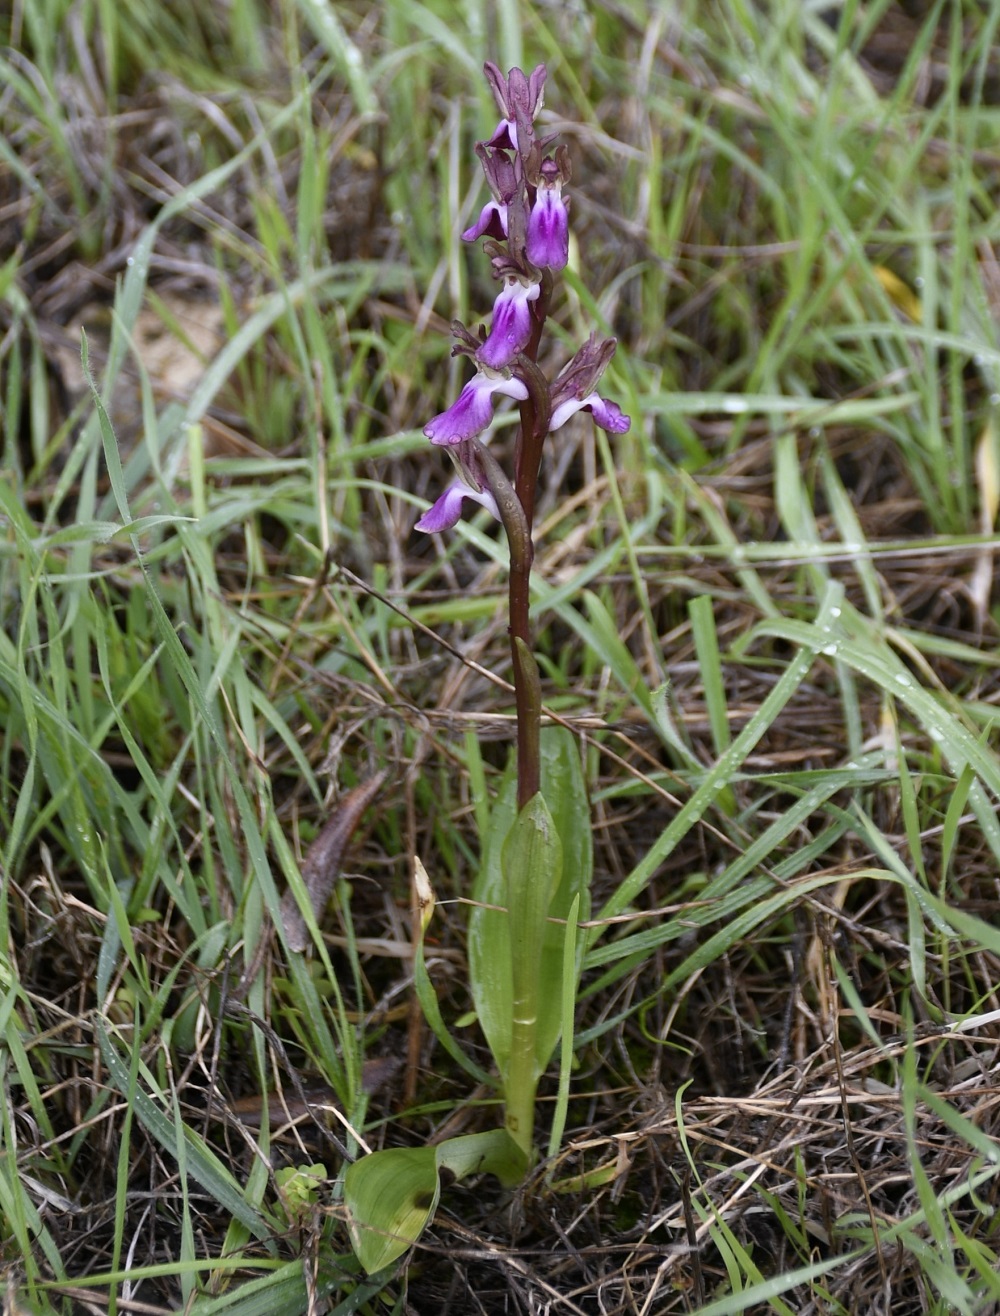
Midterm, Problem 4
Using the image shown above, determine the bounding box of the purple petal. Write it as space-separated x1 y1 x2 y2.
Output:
415 480 500 533
550 391 631 434
526 66 547 119
483 61 511 118
526 183 568 270
461 200 509 243
477 280 540 369
424 373 529 446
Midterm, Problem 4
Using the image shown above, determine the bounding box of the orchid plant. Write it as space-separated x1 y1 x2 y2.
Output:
344 61 629 1274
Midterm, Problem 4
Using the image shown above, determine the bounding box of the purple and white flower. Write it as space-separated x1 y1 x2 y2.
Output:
483 61 546 155
424 369 528 447
548 333 630 434
415 439 501 533
461 200 508 244
526 176 569 271
485 119 518 152
477 277 540 368
550 392 630 434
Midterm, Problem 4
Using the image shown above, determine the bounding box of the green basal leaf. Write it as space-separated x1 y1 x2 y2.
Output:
501 789 564 1155
468 725 593 1079
504 791 563 1028
345 1145 439 1275
435 1128 528 1186
345 1131 526 1274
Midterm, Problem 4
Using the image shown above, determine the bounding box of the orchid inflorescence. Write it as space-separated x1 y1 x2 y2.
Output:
415 60 630 541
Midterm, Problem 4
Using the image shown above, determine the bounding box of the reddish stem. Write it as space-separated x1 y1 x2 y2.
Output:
513 275 552 534
506 275 553 808
472 439 540 810
508 524 537 809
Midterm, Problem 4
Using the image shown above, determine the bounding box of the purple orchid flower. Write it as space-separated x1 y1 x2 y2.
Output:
477 277 540 369
415 439 501 533
462 146 517 243
461 200 509 243
485 119 518 152
424 368 529 446
526 153 570 271
548 332 630 433
550 392 630 434
527 178 568 270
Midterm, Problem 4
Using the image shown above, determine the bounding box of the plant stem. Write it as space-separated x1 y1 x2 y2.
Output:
513 276 552 535
505 1020 538 1159
508 531 538 809
473 429 545 811
498 279 552 807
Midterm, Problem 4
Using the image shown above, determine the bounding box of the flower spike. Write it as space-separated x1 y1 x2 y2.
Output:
421 68 630 542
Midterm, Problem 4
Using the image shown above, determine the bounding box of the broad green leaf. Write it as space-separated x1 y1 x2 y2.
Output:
504 792 563 1033
434 1128 526 1185
501 790 563 1154
468 725 592 1079
344 1146 439 1275
345 1131 525 1274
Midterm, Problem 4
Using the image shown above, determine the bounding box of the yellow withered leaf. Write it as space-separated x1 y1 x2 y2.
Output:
873 265 922 323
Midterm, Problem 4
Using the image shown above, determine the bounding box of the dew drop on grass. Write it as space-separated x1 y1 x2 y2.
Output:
822 644 838 656
126 256 134 266
830 606 842 618
808 425 821 438
895 674 911 688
